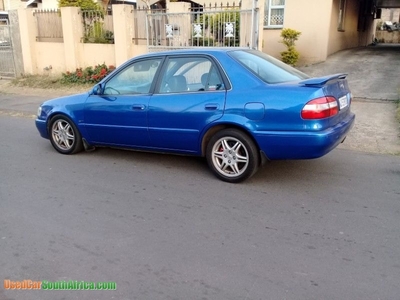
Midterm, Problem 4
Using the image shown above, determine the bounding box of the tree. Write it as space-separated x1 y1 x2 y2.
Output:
58 0 101 10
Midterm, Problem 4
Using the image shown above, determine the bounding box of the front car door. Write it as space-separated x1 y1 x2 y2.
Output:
83 58 162 147
148 55 227 153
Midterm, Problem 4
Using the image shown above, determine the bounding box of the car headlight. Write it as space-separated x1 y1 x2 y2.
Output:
37 106 42 117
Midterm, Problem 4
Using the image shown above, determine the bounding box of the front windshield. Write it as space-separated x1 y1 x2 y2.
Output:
229 50 309 84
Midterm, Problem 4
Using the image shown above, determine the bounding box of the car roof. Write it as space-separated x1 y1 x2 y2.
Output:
135 47 250 58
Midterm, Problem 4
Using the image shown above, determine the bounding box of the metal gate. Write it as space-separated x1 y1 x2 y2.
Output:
0 19 16 78
146 2 259 52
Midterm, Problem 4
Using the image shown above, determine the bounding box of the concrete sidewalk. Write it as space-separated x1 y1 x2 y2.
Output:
0 45 399 154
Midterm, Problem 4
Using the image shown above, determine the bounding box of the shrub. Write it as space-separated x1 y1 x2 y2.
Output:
82 11 114 44
281 46 300 67
61 63 115 84
280 28 301 66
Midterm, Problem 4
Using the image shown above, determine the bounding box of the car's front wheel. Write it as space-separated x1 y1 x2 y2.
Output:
49 115 83 154
206 129 259 183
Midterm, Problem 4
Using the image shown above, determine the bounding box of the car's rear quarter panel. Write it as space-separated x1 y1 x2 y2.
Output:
214 55 355 159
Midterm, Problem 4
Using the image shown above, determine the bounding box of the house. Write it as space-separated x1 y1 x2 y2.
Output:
140 0 399 65
261 0 398 64
8 0 400 65
131 0 400 64
3 0 400 77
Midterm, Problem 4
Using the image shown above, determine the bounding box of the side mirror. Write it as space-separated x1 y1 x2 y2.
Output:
91 84 103 95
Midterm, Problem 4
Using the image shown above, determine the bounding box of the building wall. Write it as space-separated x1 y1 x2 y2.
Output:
262 0 332 65
16 5 148 75
8 10 24 75
380 8 400 21
376 29 400 42
327 0 373 57
13 1 382 75
262 0 377 65
40 0 59 9
4 0 24 10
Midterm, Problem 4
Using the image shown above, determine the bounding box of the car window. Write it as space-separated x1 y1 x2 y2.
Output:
229 50 309 84
103 58 162 95
159 57 225 93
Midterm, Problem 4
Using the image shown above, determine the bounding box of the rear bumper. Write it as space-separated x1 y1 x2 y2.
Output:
35 119 49 139
254 112 355 160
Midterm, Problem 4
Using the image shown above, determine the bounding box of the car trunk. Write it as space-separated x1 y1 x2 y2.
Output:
300 73 352 127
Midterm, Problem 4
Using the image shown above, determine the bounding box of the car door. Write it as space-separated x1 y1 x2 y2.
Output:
83 58 162 147
148 55 227 153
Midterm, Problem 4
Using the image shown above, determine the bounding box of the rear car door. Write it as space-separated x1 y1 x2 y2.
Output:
148 55 227 153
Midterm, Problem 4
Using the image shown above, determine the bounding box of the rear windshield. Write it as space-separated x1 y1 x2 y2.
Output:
229 50 309 84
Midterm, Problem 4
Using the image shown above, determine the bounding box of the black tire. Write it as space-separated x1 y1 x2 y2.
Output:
48 115 83 154
206 129 259 183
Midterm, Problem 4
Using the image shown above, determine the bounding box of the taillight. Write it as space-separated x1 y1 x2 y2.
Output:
301 97 338 119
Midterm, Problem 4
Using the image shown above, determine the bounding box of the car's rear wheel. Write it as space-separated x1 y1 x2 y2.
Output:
49 115 83 154
206 129 259 183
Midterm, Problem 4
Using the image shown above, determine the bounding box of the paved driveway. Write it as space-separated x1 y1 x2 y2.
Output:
299 44 400 154
299 44 400 101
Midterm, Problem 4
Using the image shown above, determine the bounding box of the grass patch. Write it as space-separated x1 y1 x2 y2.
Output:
11 74 93 90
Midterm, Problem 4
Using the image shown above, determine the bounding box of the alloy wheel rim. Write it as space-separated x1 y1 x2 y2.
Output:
51 120 75 151
211 137 249 177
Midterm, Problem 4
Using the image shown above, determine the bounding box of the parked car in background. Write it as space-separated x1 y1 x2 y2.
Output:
383 21 398 32
35 48 355 183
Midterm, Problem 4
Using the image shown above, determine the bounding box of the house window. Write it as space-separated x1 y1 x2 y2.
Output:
338 0 347 31
264 0 285 28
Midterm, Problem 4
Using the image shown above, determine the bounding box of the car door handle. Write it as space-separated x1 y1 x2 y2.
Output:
132 104 146 110
205 104 219 110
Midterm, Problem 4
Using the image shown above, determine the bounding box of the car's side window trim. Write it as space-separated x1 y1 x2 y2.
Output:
154 54 231 94
98 56 166 96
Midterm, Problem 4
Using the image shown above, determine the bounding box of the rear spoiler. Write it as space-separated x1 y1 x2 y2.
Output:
299 73 347 87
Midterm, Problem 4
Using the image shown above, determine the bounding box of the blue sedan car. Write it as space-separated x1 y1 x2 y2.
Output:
36 48 355 183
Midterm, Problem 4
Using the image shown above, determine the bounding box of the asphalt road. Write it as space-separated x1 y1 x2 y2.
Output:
1 115 400 300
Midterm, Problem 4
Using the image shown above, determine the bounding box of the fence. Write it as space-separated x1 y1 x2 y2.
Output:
0 19 16 77
82 10 114 44
146 2 257 52
34 9 115 44
133 7 156 45
16 3 260 75
34 9 63 42
32 3 254 48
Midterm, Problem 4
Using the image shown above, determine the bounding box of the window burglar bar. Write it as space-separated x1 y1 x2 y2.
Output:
264 0 285 28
